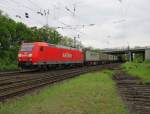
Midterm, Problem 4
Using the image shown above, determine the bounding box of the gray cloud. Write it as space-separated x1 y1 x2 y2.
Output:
0 0 150 48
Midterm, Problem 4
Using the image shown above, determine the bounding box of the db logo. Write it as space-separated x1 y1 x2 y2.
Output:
63 53 72 58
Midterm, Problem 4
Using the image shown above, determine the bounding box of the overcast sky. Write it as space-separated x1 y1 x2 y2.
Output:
0 0 150 49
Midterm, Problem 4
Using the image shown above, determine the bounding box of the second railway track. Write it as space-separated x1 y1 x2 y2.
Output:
0 70 38 77
114 71 150 114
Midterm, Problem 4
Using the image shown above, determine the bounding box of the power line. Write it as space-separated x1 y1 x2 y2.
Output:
9 0 37 12
0 1 44 26
27 0 42 9
0 1 68 29
2 0 36 16
1 0 93 35
65 6 75 16
65 3 77 17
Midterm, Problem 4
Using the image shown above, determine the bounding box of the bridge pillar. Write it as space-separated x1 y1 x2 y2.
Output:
128 51 133 62
145 49 150 60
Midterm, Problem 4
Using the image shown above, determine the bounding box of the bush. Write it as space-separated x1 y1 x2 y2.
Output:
0 57 18 71
122 61 150 83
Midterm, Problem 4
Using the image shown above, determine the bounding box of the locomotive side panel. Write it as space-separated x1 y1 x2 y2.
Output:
34 44 84 65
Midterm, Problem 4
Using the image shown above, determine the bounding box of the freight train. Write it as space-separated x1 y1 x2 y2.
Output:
18 42 118 69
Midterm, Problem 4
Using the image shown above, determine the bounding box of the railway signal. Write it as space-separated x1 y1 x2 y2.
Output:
25 12 29 18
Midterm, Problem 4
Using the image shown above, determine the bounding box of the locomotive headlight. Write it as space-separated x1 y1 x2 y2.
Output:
18 54 22 57
28 54 32 57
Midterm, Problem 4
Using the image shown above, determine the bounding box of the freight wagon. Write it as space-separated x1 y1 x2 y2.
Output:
84 50 118 65
84 51 100 65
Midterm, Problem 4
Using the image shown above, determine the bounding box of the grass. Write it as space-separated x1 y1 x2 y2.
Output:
0 70 129 114
122 61 150 83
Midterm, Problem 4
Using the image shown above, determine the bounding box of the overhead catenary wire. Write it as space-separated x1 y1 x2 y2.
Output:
13 0 36 12
1 0 93 39
65 3 77 17
27 0 42 10
1 0 90 46
4 0 37 12
0 0 44 25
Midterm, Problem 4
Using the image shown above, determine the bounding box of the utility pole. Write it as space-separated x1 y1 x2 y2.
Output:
37 9 50 42
74 36 76 48
37 9 50 27
44 9 50 27
74 34 80 48
127 42 131 61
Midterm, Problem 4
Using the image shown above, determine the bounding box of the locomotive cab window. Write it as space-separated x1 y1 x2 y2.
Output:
20 43 34 52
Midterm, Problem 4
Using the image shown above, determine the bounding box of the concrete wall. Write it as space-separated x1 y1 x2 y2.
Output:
145 49 150 60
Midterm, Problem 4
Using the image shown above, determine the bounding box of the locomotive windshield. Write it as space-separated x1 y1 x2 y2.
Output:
20 43 34 51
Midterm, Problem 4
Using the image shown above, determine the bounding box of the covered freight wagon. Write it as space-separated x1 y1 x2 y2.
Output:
84 51 100 65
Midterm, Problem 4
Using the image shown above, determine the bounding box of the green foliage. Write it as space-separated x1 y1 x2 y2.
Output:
122 61 150 83
0 62 17 71
133 53 144 63
15 22 32 42
0 26 11 50
0 57 18 71
0 70 129 114
59 36 84 49
59 36 74 47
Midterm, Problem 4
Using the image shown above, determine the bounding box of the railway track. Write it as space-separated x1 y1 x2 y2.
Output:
0 71 21 77
114 71 150 114
0 70 38 77
0 64 119 101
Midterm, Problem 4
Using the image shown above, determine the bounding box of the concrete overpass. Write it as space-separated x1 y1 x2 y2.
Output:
101 47 150 61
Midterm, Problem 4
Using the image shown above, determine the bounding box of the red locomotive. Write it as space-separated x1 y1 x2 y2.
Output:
18 42 84 69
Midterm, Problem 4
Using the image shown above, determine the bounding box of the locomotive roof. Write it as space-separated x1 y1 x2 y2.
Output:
22 42 82 51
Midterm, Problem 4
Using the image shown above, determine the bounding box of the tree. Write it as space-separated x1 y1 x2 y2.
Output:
0 26 11 51
59 36 74 47
59 36 84 49
33 27 62 44
0 10 2 16
15 22 32 43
